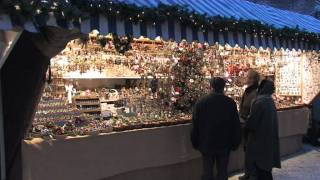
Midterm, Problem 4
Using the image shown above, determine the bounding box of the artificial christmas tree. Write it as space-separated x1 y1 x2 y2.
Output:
170 41 209 113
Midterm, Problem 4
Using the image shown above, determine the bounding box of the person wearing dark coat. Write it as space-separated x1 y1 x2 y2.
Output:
244 80 281 180
191 77 242 180
239 69 260 121
239 69 260 180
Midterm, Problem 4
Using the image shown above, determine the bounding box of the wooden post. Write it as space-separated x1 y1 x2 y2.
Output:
0 74 5 180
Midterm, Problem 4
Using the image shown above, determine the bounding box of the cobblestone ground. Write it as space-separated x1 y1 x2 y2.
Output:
230 145 320 180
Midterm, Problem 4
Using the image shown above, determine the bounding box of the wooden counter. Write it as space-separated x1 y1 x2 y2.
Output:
22 108 309 180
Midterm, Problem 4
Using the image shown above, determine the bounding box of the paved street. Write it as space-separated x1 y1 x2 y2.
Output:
230 145 320 180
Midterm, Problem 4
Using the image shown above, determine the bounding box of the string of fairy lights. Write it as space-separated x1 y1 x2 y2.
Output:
1 0 320 44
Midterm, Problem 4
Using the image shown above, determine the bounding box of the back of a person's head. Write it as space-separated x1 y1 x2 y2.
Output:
247 69 260 85
210 77 226 93
258 79 275 95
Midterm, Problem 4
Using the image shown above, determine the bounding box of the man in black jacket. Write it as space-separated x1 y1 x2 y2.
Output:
239 69 260 180
239 69 260 122
245 80 281 180
191 77 242 180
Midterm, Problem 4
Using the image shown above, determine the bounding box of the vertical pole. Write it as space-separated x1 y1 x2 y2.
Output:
0 30 22 180
0 74 5 180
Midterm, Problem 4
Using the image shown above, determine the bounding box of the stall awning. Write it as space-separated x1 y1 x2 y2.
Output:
119 0 320 33
0 0 320 50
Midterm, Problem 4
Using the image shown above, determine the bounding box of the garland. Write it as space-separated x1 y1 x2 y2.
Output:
96 33 132 54
111 33 133 54
1 0 320 44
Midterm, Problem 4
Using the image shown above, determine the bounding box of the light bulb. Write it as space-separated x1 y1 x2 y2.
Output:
14 5 21 10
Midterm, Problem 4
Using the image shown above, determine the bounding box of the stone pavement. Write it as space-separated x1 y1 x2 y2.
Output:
229 144 320 180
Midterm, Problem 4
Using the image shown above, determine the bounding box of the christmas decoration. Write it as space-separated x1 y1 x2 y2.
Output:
97 35 108 48
170 41 209 113
112 33 133 54
1 0 319 44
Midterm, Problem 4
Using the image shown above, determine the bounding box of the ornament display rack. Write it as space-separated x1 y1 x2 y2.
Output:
73 96 101 115
28 96 112 139
27 32 320 140
33 98 79 125
50 77 66 98
27 97 82 139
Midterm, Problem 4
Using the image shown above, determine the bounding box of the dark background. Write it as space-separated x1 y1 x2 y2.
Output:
247 0 319 16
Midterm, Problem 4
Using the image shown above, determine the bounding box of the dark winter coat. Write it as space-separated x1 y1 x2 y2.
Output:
191 93 241 155
312 96 320 123
245 93 281 171
239 84 258 120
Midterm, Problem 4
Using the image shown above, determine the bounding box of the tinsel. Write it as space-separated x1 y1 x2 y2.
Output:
1 0 320 44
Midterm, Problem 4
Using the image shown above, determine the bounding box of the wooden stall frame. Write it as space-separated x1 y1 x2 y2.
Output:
0 30 22 180
0 75 5 180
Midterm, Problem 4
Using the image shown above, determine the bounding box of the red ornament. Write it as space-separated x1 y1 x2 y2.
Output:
175 87 184 94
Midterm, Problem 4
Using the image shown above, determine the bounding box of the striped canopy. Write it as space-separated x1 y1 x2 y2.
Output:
119 0 320 33
0 0 320 50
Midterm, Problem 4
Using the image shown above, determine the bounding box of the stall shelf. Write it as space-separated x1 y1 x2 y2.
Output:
74 96 101 115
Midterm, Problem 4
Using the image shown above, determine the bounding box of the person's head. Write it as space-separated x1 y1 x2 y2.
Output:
258 79 275 95
246 69 260 87
210 77 226 93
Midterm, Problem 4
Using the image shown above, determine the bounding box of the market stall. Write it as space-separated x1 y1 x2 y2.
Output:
1 1 320 180
22 33 315 180
26 34 319 138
